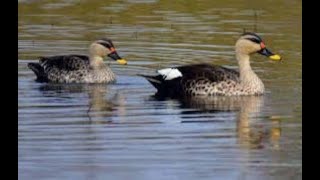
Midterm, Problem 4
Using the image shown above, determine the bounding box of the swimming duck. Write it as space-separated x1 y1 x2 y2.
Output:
140 32 281 97
28 38 127 83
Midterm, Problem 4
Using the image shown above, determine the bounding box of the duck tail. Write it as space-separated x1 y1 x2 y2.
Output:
138 74 164 90
138 74 182 98
27 63 48 82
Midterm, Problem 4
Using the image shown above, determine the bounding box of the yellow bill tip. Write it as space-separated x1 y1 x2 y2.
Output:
117 59 127 65
269 54 282 61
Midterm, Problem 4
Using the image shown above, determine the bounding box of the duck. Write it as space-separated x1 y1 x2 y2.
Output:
28 38 127 83
140 32 281 97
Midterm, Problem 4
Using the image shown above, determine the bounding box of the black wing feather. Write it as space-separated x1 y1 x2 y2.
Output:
40 55 90 71
177 64 239 82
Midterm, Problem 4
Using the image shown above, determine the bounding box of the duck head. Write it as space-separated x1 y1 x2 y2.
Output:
89 38 127 65
235 32 281 61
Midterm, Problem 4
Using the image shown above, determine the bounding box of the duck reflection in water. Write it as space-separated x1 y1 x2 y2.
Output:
38 83 127 122
153 94 281 150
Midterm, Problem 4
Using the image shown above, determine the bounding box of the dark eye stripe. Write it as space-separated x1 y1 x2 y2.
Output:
100 38 114 47
242 32 263 41
98 42 111 48
246 38 261 44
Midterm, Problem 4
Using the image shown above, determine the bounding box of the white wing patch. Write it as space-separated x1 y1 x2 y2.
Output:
157 68 183 80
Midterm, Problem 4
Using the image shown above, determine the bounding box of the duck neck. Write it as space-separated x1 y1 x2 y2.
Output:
89 55 105 69
236 52 264 91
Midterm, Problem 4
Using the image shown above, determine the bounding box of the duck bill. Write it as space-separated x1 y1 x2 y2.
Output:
116 59 127 65
258 48 282 61
108 51 127 65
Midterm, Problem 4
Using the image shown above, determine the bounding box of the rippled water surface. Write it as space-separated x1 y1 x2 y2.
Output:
18 0 301 179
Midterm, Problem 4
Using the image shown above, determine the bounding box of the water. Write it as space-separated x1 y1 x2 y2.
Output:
18 0 301 179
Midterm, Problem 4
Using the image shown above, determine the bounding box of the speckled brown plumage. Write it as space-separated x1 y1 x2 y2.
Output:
28 38 126 83
140 32 281 97
28 55 116 83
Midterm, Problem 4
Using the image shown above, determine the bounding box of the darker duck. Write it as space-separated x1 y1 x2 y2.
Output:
140 32 281 97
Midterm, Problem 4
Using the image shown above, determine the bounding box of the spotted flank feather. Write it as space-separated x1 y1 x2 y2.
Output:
28 55 115 83
140 64 241 97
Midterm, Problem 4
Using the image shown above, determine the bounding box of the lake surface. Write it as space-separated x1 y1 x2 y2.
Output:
18 0 302 179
